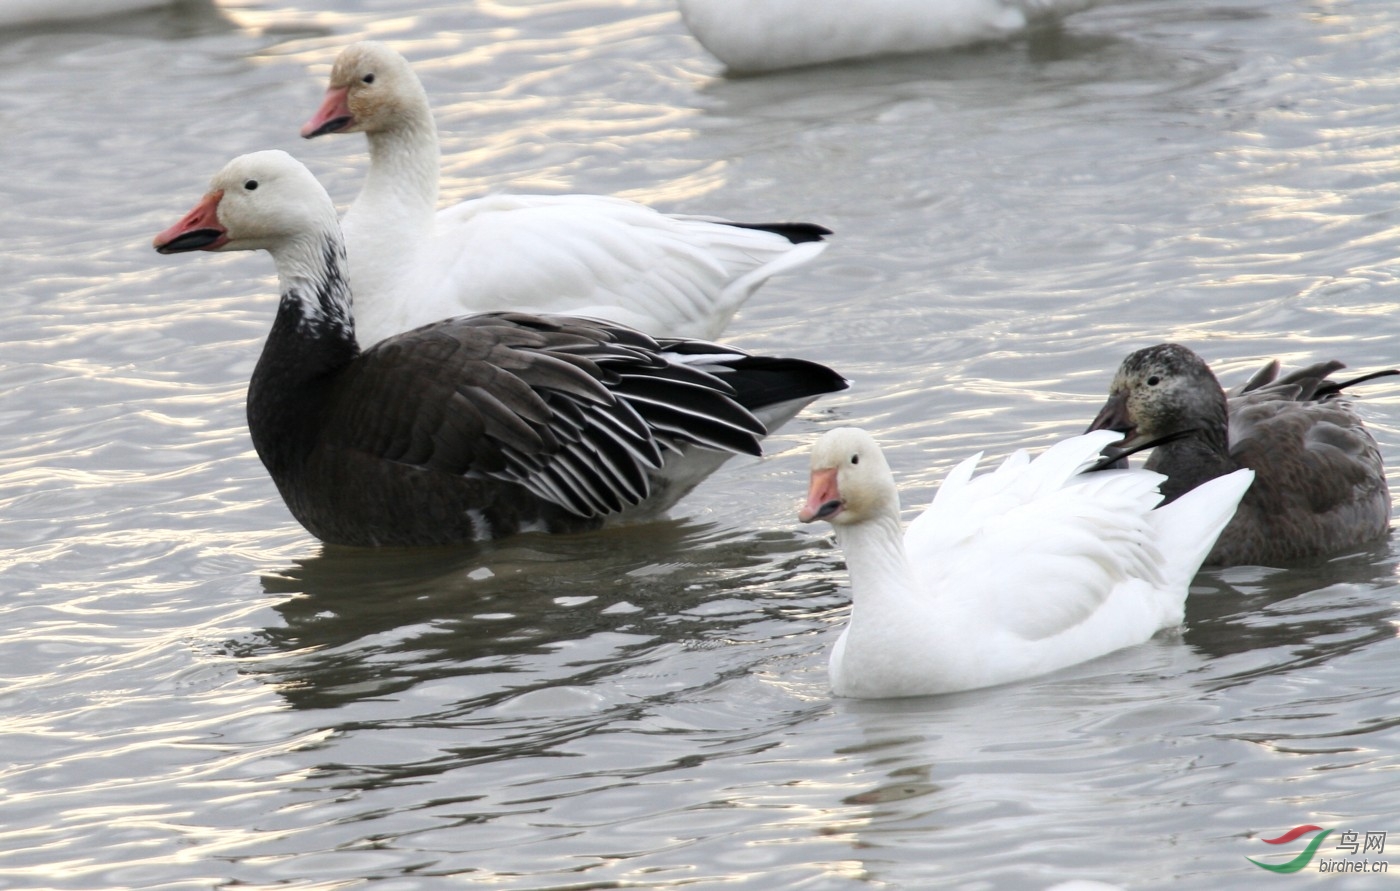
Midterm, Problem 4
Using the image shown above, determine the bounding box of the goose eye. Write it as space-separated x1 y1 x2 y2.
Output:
362 73 376 84
850 454 860 465
243 180 258 191
1146 375 1161 386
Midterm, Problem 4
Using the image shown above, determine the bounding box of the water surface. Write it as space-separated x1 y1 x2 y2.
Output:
3 0 1400 887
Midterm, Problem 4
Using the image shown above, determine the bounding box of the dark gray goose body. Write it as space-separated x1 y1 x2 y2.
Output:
154 151 847 547
1089 343 1394 566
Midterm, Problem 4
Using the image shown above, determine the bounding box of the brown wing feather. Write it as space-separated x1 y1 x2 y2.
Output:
314 313 768 519
1220 394 1390 564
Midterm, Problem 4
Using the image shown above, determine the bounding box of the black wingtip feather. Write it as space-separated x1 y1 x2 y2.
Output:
1083 429 1198 474
1316 367 1400 400
709 356 849 413
723 221 833 244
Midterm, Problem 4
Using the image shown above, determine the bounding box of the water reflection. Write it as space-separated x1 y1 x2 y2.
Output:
819 656 1215 887
237 520 828 712
1185 544 1400 668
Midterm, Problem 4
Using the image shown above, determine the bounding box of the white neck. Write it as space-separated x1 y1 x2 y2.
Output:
833 509 920 609
349 105 441 231
828 507 943 698
339 98 440 331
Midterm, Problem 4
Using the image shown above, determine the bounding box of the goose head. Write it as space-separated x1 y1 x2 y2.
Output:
301 41 428 138
153 151 353 337
799 427 899 527
1088 343 1226 450
153 150 340 257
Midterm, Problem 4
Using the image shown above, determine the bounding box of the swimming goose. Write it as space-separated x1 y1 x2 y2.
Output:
299 41 829 346
152 150 847 548
1088 343 1395 566
0 0 177 27
676 0 1109 74
799 428 1251 698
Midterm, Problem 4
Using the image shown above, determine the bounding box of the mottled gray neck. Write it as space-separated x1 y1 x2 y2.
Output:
1144 419 1234 503
248 228 360 485
271 230 357 347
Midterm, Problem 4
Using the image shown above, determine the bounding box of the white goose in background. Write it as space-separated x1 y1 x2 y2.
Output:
798 428 1252 698
0 0 181 27
300 41 830 347
676 0 1112 74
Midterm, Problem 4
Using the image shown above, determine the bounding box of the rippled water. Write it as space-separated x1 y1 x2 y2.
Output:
4 0 1400 887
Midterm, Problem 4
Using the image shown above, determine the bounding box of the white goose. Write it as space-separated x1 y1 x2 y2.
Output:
799 428 1252 698
677 0 1111 73
300 41 830 347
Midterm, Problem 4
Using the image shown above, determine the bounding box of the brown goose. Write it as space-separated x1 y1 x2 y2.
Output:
1088 343 1394 566
152 150 847 547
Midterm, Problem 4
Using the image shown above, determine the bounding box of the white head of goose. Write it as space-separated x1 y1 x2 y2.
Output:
153 150 847 548
1088 343 1395 567
297 40 830 347
798 427 1251 699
